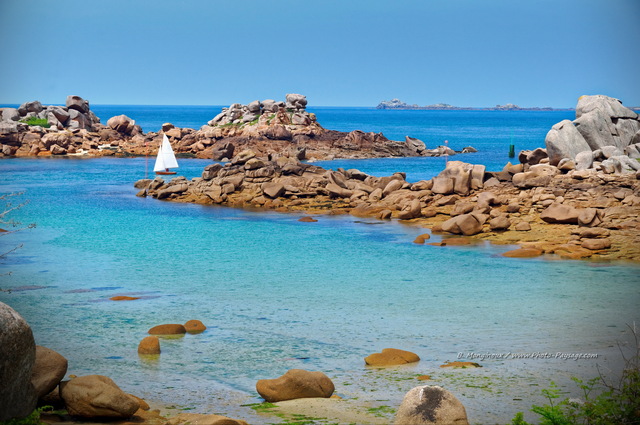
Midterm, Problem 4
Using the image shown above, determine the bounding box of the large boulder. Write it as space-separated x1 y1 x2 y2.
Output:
405 136 426 155
17 101 43 115
59 375 140 418
545 120 591 165
0 302 37 420
394 385 469 425
31 346 68 398
441 213 487 236
66 95 90 113
107 115 137 135
545 95 640 166
256 369 334 402
540 203 580 224
285 93 307 110
212 141 235 161
512 163 559 188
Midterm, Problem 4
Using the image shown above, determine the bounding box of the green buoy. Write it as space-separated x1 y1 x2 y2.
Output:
508 144 515 158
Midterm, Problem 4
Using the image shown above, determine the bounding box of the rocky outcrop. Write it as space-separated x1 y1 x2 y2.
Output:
394 385 469 425
59 375 140 418
0 302 37 421
135 150 640 262
545 95 640 172
256 369 335 402
1 94 477 161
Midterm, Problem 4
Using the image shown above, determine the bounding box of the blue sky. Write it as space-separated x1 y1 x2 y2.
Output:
1 0 638 107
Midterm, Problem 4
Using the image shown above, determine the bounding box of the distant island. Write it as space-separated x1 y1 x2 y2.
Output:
376 98 573 111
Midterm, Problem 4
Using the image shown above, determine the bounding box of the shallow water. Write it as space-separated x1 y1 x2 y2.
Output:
1 156 639 424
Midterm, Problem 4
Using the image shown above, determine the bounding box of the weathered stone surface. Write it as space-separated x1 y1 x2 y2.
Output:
581 238 612 250
545 119 592 165
512 164 559 188
202 163 223 180
365 348 420 366
394 385 469 425
441 213 486 236
398 199 422 220
137 336 161 355
148 324 186 335
212 142 235 160
59 375 140 418
31 346 68 398
540 203 580 224
256 369 334 402
66 95 90 113
431 176 454 195
519 147 548 165
578 208 604 227
489 214 511 231
107 115 136 134
0 302 37 420
405 136 426 154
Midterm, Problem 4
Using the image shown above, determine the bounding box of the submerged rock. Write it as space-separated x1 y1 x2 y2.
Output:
256 369 335 402
365 348 420 366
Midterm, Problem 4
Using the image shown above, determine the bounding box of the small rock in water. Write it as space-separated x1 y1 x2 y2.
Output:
184 319 207 334
148 324 186 335
110 296 140 301
365 348 420 366
138 336 160 355
413 233 431 244
298 216 318 222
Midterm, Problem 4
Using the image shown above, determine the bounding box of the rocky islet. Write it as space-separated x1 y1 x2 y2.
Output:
0 93 470 161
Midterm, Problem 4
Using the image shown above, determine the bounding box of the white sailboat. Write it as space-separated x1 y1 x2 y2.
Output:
154 134 179 175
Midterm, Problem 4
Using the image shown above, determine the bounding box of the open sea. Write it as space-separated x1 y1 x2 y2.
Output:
1 106 639 424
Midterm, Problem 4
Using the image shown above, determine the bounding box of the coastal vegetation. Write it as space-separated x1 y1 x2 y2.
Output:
0 406 53 425
513 325 640 425
19 117 50 128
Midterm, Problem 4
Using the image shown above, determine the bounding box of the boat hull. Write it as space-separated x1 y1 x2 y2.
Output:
155 171 177 175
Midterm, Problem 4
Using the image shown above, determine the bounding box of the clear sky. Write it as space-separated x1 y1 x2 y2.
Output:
1 0 639 107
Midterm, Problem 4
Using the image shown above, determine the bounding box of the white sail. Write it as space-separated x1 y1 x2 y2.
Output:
153 134 179 172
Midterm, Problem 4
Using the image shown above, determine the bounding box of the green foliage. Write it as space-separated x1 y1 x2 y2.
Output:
511 325 640 425
19 117 50 128
0 406 53 425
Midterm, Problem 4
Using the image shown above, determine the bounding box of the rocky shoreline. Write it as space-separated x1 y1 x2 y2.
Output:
2 94 640 424
0 94 473 161
131 94 640 263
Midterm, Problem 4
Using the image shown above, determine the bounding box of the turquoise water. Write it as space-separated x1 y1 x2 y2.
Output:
1 109 639 424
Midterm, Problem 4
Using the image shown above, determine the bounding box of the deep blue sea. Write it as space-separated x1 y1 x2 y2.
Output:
1 106 639 424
